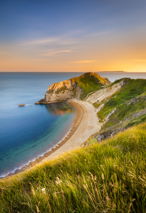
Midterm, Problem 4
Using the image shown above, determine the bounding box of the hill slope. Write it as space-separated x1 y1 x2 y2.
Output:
0 123 146 212
87 78 146 142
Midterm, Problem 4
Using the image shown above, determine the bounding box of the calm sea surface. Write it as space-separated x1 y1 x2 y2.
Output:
0 72 146 177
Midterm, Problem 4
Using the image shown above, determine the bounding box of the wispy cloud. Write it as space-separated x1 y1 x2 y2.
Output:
26 37 60 45
133 59 146 62
24 32 82 46
41 49 73 56
71 60 98 64
22 29 89 48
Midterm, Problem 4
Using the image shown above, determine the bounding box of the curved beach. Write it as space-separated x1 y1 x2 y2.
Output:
40 99 101 163
9 99 101 176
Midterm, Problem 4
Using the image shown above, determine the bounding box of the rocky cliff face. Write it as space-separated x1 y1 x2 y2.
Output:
45 79 81 102
36 72 111 104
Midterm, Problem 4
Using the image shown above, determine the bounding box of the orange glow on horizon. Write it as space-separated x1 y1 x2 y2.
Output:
1 32 146 73
1 60 146 72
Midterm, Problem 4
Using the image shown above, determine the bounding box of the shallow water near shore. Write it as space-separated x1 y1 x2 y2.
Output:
0 72 145 177
0 73 80 177
0 105 75 176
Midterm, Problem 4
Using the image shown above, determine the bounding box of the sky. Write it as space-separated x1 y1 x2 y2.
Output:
0 0 146 72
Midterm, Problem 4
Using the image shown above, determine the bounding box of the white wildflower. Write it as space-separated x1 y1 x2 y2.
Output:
41 188 46 193
55 177 62 185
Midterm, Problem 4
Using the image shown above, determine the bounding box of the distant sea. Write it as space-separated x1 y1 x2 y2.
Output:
0 71 146 177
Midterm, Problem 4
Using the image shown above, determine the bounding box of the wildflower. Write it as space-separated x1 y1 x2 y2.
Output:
41 188 46 193
55 177 62 185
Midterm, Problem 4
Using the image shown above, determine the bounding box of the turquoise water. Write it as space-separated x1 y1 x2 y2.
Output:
0 72 145 177
0 72 82 177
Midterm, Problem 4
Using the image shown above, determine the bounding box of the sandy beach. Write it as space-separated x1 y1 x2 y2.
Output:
8 99 101 176
40 99 101 163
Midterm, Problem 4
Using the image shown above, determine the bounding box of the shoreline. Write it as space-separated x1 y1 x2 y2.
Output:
3 100 84 178
2 99 102 179
39 99 102 163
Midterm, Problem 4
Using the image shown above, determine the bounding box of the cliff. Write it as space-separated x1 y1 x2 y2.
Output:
36 72 111 104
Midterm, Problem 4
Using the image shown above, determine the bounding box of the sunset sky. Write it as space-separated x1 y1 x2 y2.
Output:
0 0 146 72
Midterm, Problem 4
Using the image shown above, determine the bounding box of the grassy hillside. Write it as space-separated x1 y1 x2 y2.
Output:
72 72 110 99
92 78 146 142
1 123 146 213
103 94 146 129
98 78 146 121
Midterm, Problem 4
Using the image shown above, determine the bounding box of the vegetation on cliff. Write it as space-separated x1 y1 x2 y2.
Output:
84 78 145 145
1 122 146 212
43 72 111 103
72 72 110 99
98 78 146 121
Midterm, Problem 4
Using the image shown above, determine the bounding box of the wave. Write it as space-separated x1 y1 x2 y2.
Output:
25 104 33 107
16 104 34 108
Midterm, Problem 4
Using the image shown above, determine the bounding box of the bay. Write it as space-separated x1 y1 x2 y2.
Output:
0 71 145 177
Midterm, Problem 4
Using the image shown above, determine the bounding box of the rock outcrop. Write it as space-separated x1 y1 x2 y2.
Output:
36 72 111 104
18 104 25 107
45 79 80 102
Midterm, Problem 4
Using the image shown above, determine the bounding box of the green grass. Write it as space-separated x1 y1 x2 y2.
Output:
98 78 146 121
1 123 146 212
93 102 101 108
72 72 110 99
103 95 146 129
106 78 125 88
126 114 146 128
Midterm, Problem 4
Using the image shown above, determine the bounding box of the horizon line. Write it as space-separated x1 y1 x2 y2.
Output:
0 71 146 73
0 70 146 73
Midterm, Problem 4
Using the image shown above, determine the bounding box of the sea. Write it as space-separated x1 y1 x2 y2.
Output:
0 71 146 177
